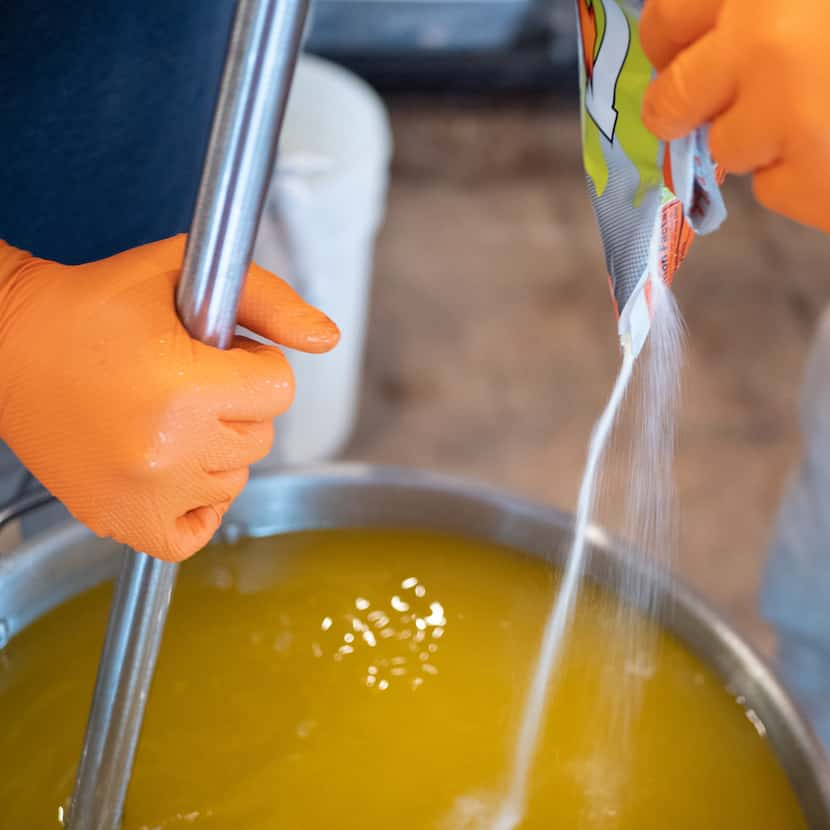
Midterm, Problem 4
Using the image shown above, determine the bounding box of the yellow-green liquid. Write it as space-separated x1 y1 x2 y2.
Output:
0 530 806 829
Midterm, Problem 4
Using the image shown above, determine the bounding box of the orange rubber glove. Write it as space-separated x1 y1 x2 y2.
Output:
0 235 339 562
641 0 830 233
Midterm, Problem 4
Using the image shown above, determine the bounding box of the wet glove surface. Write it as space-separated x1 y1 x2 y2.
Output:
0 235 339 561
641 0 830 233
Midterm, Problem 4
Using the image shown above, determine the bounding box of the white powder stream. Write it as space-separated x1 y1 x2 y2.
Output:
491 341 635 830
490 276 683 830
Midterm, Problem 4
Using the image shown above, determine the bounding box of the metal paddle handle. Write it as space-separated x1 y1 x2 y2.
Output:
68 1 309 826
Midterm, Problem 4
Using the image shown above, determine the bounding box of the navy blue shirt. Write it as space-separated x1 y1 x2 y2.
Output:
0 1 235 264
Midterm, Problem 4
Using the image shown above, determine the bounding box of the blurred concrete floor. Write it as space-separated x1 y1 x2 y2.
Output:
344 96 830 658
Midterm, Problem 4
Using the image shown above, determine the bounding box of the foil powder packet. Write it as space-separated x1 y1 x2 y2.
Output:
576 0 727 356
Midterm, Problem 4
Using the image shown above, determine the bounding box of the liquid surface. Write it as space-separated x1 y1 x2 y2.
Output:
0 529 806 829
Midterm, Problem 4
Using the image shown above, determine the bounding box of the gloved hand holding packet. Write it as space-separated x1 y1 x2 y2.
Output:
577 0 726 356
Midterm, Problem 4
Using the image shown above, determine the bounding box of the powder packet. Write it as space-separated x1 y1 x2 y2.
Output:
576 0 727 356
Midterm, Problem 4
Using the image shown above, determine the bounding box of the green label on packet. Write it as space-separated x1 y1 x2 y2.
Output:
576 0 726 357
578 0 661 206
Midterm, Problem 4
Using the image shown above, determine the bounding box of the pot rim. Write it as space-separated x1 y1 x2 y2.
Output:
2 461 829 822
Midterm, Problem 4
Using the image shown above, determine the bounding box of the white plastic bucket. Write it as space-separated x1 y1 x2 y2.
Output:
246 54 392 469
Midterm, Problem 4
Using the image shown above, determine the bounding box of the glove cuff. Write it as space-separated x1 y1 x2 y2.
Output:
0 241 38 430
0 240 34 284
0 239 36 338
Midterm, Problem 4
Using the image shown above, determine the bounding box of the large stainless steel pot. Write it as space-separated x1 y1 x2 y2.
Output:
1 464 829 826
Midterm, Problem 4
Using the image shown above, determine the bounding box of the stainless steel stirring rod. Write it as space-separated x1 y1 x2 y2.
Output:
68 0 309 826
